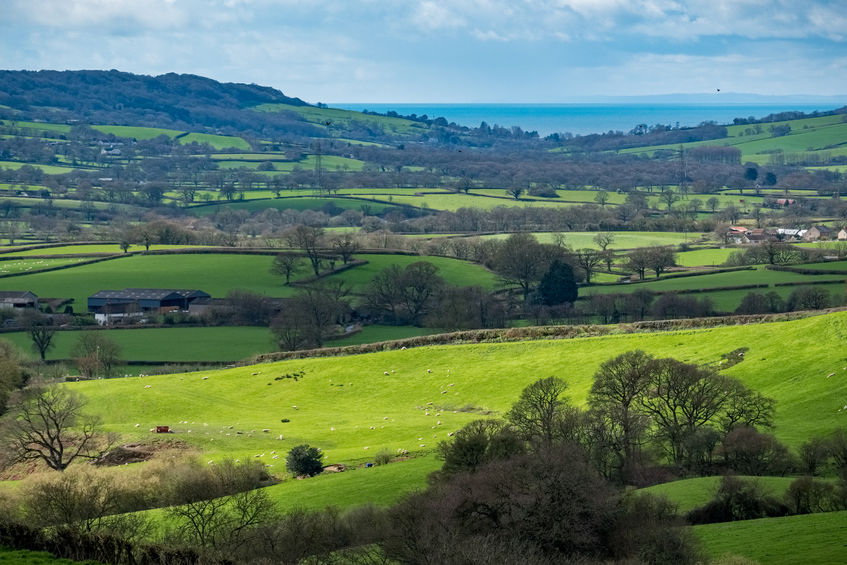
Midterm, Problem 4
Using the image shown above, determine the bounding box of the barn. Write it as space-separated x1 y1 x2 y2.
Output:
88 288 210 324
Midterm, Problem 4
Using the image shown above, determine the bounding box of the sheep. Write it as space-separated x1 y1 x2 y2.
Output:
144 385 151 389
384 371 390 375
202 376 209 380
135 423 140 427
828 373 836 378
427 369 432 373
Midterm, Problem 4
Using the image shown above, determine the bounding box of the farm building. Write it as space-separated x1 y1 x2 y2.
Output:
88 288 210 324
0 291 38 309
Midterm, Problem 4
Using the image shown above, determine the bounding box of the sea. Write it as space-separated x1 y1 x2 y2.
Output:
331 102 845 137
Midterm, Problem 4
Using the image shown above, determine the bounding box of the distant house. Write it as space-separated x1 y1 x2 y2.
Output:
775 198 796 206
838 228 847 241
746 228 770 244
804 225 833 242
0 291 38 309
88 288 210 325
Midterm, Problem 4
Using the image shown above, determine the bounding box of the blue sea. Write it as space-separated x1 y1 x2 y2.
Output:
332 102 844 137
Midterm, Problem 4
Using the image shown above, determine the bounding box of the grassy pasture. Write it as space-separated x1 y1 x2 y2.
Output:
252 103 424 136
0 120 73 134
674 248 736 267
0 326 275 363
0 244 213 256
91 125 183 139
60 311 847 471
0 160 84 174
328 325 442 347
188 197 396 216
641 475 798 513
215 154 364 172
177 133 250 150
0 257 89 274
694 510 847 565
479 231 698 249
327 254 499 292
0 547 100 564
0 254 291 306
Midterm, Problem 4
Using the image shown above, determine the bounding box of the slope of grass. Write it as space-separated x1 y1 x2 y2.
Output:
189 197 396 216
328 325 442 347
0 257 88 274
64 311 847 471
0 244 212 256
675 248 737 267
329 254 499 292
252 103 424 136
694 510 847 565
177 133 250 150
480 231 700 249
641 476 798 513
90 125 183 140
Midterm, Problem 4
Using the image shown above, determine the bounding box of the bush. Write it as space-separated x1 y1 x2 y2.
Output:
687 475 789 524
286 444 324 477
719 427 793 475
785 476 841 514
373 450 392 466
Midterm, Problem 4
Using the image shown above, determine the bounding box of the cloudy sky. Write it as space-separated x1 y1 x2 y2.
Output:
2 0 846 103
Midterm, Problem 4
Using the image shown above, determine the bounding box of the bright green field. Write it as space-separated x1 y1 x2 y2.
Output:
329 254 499 292
675 248 737 267
252 103 425 136
189 197 396 216
0 257 88 274
91 125 183 140
328 325 442 347
178 133 250 150
481 231 700 249
695 510 847 565
0 244 212 257
641 475 798 513
57 311 847 470
0 160 84 174
0 254 291 306
0 327 275 363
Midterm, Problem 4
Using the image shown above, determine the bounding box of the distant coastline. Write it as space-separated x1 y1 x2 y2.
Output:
331 102 845 136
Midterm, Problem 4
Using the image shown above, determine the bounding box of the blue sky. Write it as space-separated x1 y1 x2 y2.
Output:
2 0 846 103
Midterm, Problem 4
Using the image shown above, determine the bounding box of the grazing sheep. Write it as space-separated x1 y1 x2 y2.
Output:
828 373 836 378
427 369 432 373
135 423 140 427
447 432 454 437
144 385 151 389
202 376 209 380
384 371 390 375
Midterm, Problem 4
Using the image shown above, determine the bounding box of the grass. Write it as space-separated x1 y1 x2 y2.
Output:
694 510 847 565
252 103 425 136
189 197 397 216
0 547 100 564
0 257 88 274
640 475 799 513
328 325 443 347
0 327 276 363
55 310 847 471
90 125 183 140
674 248 737 267
0 244 212 256
480 231 700 249
177 133 250 150
0 161 85 174
328 254 499 292
0 254 291 306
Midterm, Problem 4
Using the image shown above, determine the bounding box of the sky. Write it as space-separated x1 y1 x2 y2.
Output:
2 0 847 104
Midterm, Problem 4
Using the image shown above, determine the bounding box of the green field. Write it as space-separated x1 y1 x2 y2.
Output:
641 475 799 513
585 265 847 311
0 160 85 174
695 510 847 564
481 231 700 249
328 254 499 292
189 196 398 216
52 311 847 471
0 257 88 274
675 248 737 267
0 326 275 363
0 547 99 564
178 133 250 150
0 254 289 306
0 244 212 256
252 103 425 136
91 125 183 140
328 325 442 347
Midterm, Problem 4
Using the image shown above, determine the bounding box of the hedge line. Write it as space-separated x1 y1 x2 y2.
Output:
0 520 215 565
766 264 847 275
591 266 754 287
773 279 846 287
249 307 846 364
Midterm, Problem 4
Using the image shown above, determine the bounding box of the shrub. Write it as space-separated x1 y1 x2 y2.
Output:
719 427 793 475
286 444 324 477
373 450 392 466
686 475 789 524
785 476 840 514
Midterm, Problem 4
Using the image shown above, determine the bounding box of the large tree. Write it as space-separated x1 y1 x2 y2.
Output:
492 233 546 301
270 253 302 285
537 260 578 305
0 386 104 471
71 332 122 379
285 224 325 277
575 248 603 283
507 376 572 449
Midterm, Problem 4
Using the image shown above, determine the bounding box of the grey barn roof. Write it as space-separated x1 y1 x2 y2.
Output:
0 291 37 300
89 289 210 301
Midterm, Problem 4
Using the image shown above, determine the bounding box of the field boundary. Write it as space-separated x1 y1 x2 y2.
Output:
249 307 847 363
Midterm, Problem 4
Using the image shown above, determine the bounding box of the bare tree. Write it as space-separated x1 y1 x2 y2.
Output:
71 332 122 378
23 313 56 361
270 253 302 285
575 248 603 283
1 386 105 471
507 376 570 449
285 224 325 277
330 232 360 264
593 232 615 251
